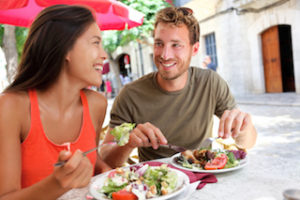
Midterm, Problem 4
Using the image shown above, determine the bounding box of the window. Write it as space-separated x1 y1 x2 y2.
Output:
205 33 218 66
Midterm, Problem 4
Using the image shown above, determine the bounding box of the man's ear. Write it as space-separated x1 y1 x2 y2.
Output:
192 42 200 56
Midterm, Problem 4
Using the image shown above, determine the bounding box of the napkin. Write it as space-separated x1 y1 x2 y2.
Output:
143 161 217 190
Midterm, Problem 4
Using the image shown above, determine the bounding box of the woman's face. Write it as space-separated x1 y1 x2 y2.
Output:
65 22 107 87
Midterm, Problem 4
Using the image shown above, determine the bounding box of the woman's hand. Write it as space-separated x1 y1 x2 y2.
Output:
53 150 94 189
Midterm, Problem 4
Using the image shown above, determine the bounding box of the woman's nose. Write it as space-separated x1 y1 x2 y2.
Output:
100 46 108 60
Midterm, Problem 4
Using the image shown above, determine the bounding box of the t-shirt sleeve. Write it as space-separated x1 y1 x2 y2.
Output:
109 86 134 128
212 72 237 118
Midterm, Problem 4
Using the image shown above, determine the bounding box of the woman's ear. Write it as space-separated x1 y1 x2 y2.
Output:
65 51 71 62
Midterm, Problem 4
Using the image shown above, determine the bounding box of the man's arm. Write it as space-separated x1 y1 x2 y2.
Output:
100 123 167 168
218 108 257 149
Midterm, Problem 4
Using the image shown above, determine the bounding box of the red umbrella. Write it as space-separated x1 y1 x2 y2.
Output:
0 0 144 30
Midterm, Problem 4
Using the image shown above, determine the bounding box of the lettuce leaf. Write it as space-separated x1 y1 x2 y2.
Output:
111 123 135 146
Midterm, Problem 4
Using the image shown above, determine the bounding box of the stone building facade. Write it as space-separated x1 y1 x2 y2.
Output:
111 0 300 96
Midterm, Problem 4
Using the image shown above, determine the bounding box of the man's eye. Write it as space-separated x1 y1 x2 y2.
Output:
94 41 100 45
173 43 181 47
155 42 162 47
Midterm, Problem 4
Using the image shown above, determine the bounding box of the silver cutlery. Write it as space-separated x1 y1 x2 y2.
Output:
199 137 221 149
54 141 116 167
160 144 186 152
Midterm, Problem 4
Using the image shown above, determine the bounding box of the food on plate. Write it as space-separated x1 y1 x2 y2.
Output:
175 148 246 170
214 138 247 151
110 123 135 146
99 164 178 200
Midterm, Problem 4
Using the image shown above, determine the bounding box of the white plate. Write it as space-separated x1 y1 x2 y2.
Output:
89 166 190 200
170 153 248 174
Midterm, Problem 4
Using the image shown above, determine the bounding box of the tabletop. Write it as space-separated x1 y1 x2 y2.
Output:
58 134 300 200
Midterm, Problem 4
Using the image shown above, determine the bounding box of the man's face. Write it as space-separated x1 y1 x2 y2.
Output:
153 22 199 81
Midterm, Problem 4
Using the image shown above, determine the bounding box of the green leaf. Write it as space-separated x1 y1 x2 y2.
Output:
110 123 135 146
102 0 170 54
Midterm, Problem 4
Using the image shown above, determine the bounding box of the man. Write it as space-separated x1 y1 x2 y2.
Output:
100 7 257 168
203 55 217 71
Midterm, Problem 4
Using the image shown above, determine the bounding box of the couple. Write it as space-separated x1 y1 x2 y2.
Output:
0 5 257 199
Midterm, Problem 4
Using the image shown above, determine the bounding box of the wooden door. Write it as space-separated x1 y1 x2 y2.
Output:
261 26 283 93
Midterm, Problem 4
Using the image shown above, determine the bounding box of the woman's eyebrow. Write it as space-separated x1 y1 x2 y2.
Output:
92 35 102 41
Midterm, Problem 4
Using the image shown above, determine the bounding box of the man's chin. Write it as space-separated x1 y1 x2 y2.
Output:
159 73 180 80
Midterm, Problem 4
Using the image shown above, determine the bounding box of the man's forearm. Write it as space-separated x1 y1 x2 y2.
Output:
100 144 134 168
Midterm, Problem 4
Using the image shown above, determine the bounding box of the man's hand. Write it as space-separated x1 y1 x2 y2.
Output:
218 108 251 139
218 108 257 149
126 122 167 149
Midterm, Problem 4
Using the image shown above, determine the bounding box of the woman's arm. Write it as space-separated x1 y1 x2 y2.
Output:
0 93 94 200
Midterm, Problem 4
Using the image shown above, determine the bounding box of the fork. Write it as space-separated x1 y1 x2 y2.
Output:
199 137 221 149
54 141 116 167
159 144 186 152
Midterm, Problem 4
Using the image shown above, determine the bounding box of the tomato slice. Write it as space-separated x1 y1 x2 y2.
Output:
204 153 228 170
112 190 138 200
108 171 117 178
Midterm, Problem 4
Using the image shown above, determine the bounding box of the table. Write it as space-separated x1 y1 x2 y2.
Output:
57 100 300 199
58 145 300 200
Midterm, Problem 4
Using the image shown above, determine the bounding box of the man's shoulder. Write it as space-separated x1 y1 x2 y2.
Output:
190 66 215 80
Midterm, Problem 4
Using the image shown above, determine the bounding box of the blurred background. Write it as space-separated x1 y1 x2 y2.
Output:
1 0 299 98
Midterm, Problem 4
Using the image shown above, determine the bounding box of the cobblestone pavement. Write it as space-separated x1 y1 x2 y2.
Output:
238 103 300 155
236 92 300 107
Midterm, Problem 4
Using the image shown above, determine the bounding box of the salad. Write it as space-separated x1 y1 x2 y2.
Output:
175 148 246 170
99 164 178 200
110 123 135 146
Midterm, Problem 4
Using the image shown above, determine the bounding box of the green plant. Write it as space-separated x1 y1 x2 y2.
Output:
102 0 170 53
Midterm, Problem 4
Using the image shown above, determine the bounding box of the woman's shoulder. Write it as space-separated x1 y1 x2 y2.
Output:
82 89 107 111
82 89 107 131
0 91 29 110
0 91 30 127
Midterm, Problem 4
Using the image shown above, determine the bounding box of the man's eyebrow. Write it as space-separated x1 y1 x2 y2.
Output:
154 39 181 43
170 39 181 43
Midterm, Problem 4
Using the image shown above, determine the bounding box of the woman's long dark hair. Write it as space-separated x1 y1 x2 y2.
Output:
5 4 96 92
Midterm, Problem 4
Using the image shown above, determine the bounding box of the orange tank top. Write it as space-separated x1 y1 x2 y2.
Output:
21 90 97 188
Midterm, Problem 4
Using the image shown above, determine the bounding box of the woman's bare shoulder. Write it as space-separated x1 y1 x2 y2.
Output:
83 89 107 110
0 91 30 117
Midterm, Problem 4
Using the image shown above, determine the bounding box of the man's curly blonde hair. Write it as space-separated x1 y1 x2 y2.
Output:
154 7 200 45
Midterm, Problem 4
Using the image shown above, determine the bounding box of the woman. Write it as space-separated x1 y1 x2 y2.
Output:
0 4 111 199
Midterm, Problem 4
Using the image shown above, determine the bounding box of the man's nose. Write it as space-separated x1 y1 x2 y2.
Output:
161 46 173 60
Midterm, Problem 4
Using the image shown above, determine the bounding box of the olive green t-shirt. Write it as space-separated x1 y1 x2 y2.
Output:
109 67 236 161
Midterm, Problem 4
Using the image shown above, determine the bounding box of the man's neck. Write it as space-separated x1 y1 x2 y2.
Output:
156 71 189 92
